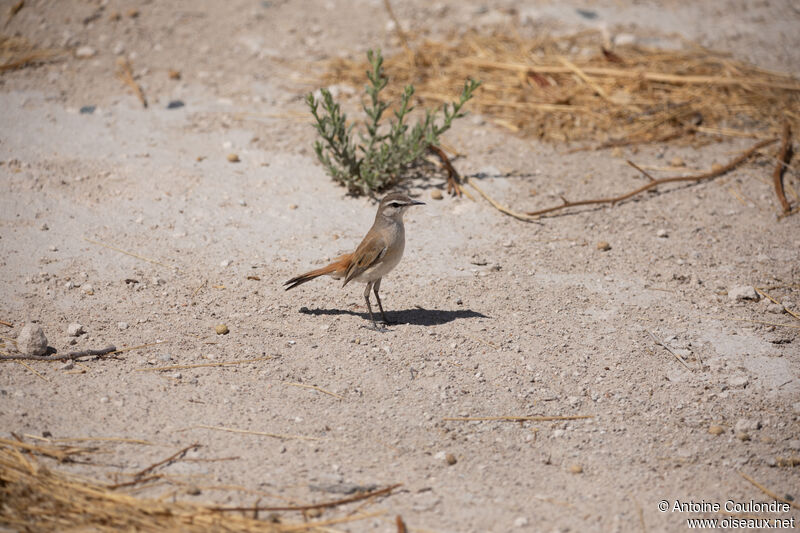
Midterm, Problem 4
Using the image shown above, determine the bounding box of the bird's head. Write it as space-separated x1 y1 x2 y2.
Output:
377 192 425 221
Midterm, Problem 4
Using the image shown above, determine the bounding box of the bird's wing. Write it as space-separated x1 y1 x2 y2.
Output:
343 233 387 286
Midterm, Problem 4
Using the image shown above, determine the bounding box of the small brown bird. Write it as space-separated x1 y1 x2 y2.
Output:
284 193 424 328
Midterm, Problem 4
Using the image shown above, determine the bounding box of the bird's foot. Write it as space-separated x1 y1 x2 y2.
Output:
363 322 389 333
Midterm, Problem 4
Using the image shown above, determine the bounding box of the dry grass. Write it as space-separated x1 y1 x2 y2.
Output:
0 439 387 532
321 29 800 145
0 34 61 73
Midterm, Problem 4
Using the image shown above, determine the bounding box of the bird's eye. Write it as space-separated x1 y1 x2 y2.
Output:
389 202 400 208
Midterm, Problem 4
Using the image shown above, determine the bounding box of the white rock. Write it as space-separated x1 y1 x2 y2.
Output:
656 229 669 238
100 396 110 404
728 285 759 301
17 324 48 356
614 33 636 46
67 323 85 337
75 46 96 58
735 418 761 432
81 283 94 294
728 375 749 388
514 517 529 528
220 259 232 267
118 322 129 330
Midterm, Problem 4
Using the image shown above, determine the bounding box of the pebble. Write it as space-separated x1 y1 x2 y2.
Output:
158 353 172 362
59 360 74 370
40 223 49 231
113 42 125 55
100 396 109 404
172 372 182 380
737 432 751 442
17 324 48 356
711 163 724 173
215 324 229 335
227 153 240 163
118 322 129 330
220 259 232 267
656 229 669 238
788 439 800 451
728 285 759 302
81 283 94 295
431 189 444 200
75 45 97 58
445 453 457 465
735 418 761 432
568 464 583 474
708 425 725 436
596 241 611 251
166 100 185 109
289 204 298 210
766 303 785 314
513 517 529 528
79 105 96 115
670 156 685 167
728 375 749 388
67 323 85 337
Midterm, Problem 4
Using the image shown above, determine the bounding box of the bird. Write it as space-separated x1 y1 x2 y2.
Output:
284 192 425 329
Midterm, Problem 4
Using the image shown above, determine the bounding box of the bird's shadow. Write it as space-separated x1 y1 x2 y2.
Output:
299 306 488 326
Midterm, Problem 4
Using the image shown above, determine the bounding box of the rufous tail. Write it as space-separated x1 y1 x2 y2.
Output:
283 254 351 290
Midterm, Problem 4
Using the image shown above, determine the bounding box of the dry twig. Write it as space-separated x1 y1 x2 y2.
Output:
283 381 343 400
136 356 272 372
739 471 800 511
181 424 320 442
772 121 793 214
649 331 693 371
115 57 148 108
210 484 402 513
83 237 177 270
132 443 200 479
443 415 593 422
0 345 117 362
525 138 775 217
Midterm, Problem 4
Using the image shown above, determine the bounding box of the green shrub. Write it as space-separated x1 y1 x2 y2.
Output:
307 49 480 195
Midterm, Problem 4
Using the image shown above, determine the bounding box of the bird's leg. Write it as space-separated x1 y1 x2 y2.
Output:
373 278 392 324
363 281 378 329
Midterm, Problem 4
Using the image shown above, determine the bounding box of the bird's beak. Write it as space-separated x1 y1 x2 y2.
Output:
409 200 425 206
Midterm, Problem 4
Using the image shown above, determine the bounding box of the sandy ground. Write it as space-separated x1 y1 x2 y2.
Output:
2 1 800 532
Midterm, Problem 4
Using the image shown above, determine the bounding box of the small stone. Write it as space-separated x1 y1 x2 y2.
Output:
75 46 96 58
215 324 229 335
220 259 232 268
81 283 94 295
670 156 685 167
568 464 583 474
787 439 800 451
158 353 172 362
513 517 529 528
79 105 96 114
168 69 181 80
172 372 182 379
99 396 109 404
445 453 457 465
238 199 247 206
67 323 85 337
227 153 240 163
735 419 761 433
118 322 129 330
596 241 611 251
711 163 724 173
708 425 725 436
113 42 125 55
186 486 201 496
166 100 185 109
288 204 298 210
728 285 759 302
766 303 785 314
611 147 624 158
737 432 751 441
17 324 48 356
728 375 749 388
40 223 49 231
656 229 669 238
59 360 74 370
431 189 444 200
